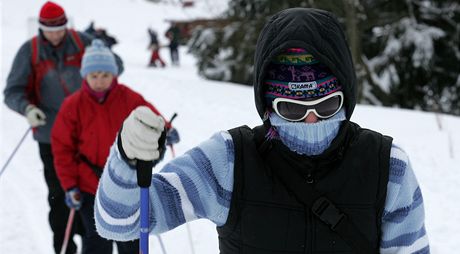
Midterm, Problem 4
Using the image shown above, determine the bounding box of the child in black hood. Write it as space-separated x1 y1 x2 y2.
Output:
94 8 429 254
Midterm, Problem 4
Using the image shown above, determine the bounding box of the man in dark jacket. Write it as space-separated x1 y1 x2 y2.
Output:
94 8 429 253
3 2 123 253
165 22 180 65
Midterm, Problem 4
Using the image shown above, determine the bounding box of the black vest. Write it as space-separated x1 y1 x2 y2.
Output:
217 121 392 254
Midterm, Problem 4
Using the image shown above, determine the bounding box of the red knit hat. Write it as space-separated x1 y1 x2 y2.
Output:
39 1 67 31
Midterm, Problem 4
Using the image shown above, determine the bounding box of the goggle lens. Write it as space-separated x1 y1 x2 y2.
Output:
315 95 341 116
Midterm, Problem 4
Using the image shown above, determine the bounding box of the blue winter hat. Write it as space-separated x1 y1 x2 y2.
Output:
80 39 118 77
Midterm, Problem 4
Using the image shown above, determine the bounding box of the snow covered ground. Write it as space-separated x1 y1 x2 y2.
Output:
1 0 460 253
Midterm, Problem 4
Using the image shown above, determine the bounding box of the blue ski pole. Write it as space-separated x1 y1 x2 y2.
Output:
0 127 31 178
136 113 178 253
137 159 154 254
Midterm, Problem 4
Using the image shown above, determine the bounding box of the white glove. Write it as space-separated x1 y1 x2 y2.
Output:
25 104 46 127
120 106 165 161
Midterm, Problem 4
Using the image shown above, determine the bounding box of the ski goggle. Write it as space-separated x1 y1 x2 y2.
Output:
272 91 344 122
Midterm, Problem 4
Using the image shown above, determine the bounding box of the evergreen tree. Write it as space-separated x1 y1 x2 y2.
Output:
189 0 460 115
189 0 310 84
362 0 459 114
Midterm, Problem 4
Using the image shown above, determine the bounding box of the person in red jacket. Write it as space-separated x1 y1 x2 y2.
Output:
51 39 178 254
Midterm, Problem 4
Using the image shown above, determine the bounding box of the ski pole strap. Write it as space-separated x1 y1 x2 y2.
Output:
79 154 103 178
311 197 345 231
310 197 372 253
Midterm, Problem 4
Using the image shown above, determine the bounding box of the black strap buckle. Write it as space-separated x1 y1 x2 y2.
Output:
312 197 345 231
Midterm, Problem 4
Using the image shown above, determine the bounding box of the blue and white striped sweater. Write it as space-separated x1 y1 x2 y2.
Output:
380 147 430 253
95 132 234 241
95 132 429 253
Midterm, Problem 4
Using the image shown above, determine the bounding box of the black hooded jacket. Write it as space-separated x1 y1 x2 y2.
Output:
217 8 393 254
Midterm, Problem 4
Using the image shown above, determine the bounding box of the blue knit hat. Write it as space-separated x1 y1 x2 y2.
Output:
80 39 118 77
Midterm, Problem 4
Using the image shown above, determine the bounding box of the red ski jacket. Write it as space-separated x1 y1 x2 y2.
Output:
51 82 166 194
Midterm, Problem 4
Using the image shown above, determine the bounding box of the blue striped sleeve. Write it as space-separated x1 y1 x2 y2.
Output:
94 131 235 241
380 144 430 253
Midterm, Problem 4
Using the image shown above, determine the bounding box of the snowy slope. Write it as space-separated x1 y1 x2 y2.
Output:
1 0 460 253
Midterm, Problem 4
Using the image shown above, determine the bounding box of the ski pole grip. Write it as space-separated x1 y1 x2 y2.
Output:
136 160 154 188
169 113 178 124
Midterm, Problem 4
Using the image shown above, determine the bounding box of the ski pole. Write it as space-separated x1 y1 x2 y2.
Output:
60 208 76 254
167 112 178 158
169 145 176 158
165 112 178 159
185 222 196 254
169 143 196 254
157 235 167 253
137 161 167 254
137 112 178 254
137 159 154 254
169 113 178 125
0 127 31 178
169 145 195 254
168 137 196 253
167 144 196 254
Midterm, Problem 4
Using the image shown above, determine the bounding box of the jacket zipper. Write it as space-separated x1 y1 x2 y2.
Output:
306 171 314 253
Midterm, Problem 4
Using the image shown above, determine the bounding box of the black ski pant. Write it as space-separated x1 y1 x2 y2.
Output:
169 45 179 65
39 143 80 254
79 192 139 254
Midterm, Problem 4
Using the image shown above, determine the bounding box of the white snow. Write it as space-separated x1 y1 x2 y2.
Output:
1 0 460 253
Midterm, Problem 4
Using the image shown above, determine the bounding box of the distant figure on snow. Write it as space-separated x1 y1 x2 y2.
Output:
165 22 181 65
85 21 118 49
148 28 166 67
